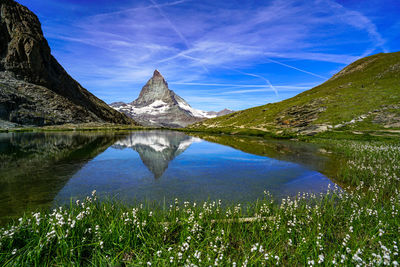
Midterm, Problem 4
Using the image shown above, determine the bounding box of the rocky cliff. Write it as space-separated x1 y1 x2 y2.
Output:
0 0 135 127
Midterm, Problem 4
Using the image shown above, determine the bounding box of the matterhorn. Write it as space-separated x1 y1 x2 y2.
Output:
110 70 233 128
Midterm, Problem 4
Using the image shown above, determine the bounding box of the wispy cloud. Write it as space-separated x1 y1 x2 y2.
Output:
148 0 190 48
216 86 311 95
88 0 189 21
170 82 277 88
28 0 392 110
322 0 388 53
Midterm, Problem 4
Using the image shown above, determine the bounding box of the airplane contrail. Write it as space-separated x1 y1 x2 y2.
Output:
149 0 209 73
149 0 190 48
173 54 279 96
170 82 310 90
265 58 328 80
92 0 188 19
232 69 279 97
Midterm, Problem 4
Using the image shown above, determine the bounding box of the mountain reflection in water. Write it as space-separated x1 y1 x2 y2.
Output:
0 130 338 225
56 130 336 207
112 131 201 178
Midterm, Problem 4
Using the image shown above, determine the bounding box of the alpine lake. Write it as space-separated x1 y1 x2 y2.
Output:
0 130 340 225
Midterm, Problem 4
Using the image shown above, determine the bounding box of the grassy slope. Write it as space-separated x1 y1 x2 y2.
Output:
190 52 400 133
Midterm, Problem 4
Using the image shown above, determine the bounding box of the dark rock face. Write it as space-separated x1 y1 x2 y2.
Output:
133 70 175 107
110 70 233 128
0 0 135 127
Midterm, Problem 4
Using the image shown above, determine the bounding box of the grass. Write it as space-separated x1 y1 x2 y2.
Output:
179 127 296 139
0 136 399 266
0 123 150 133
190 52 400 133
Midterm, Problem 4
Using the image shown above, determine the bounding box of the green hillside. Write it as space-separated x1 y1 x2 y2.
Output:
189 52 400 135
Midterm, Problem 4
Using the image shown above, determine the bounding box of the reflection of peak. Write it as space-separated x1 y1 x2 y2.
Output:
114 133 171 152
113 131 201 179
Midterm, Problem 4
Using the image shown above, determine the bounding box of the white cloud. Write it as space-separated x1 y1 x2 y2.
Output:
40 0 388 108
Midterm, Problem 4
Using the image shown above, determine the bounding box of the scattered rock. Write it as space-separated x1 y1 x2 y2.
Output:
333 104 400 129
373 110 400 128
275 99 327 129
300 124 330 136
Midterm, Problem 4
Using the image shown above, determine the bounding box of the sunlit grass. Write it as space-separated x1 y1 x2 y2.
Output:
189 52 400 133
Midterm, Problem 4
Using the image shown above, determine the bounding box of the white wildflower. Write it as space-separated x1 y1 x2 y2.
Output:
318 254 324 264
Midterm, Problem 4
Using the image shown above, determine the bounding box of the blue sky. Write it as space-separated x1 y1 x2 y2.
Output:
17 0 399 111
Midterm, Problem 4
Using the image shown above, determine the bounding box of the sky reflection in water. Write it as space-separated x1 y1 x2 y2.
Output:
55 131 335 205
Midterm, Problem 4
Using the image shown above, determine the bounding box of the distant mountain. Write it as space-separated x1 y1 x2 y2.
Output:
190 52 400 135
0 0 135 127
110 70 233 128
113 131 200 178
206 108 235 117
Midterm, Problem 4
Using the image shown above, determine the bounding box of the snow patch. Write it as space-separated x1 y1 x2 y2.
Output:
176 98 216 118
114 100 171 115
115 134 172 152
111 98 219 120
114 134 201 152
177 137 202 151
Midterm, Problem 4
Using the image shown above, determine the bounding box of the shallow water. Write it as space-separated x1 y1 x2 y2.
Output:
0 130 336 224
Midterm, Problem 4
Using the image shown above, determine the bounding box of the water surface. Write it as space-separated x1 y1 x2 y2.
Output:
0 130 336 224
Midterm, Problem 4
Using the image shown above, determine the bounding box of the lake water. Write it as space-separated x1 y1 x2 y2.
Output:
0 130 337 224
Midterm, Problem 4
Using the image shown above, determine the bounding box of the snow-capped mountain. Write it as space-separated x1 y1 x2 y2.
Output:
110 70 233 128
113 131 201 178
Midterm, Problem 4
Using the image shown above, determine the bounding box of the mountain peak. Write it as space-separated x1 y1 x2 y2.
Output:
153 69 163 78
112 70 233 127
132 70 171 107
